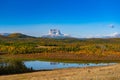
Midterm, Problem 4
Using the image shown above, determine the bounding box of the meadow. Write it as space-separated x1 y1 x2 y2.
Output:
0 37 120 61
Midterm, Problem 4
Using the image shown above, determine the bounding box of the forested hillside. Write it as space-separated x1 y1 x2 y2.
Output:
0 37 120 57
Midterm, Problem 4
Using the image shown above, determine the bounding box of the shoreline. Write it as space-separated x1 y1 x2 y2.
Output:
0 63 120 80
1 53 120 62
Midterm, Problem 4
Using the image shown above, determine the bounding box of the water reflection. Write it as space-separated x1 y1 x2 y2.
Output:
24 61 116 70
50 62 60 65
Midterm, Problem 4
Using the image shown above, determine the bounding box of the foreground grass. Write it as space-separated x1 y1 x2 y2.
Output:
0 63 120 80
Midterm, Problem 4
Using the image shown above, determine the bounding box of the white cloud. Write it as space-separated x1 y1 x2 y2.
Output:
85 32 120 38
99 32 120 38
109 32 120 38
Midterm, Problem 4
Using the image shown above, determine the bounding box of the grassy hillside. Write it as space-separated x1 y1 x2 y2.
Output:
8 33 35 38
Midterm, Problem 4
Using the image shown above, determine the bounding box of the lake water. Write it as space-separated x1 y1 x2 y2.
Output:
24 61 115 70
0 60 116 75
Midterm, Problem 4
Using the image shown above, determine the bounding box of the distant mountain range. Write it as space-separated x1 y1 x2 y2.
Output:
0 30 120 39
0 33 35 38
0 33 10 36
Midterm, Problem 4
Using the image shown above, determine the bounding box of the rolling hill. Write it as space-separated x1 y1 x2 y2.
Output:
7 33 35 38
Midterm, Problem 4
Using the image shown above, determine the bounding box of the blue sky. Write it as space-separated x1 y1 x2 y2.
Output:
0 0 120 37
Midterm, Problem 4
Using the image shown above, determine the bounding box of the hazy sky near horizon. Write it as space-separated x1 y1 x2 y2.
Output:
0 0 120 37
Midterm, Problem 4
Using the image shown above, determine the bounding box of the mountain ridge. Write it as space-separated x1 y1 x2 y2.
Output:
0 33 35 38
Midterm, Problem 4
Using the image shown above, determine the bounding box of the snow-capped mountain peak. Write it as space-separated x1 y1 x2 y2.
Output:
49 29 63 36
42 29 70 38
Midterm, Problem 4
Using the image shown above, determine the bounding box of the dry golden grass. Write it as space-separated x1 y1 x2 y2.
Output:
0 64 120 80
3 53 120 62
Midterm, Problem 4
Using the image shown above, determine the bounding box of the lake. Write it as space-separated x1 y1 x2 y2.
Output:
0 60 116 75
24 60 115 70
